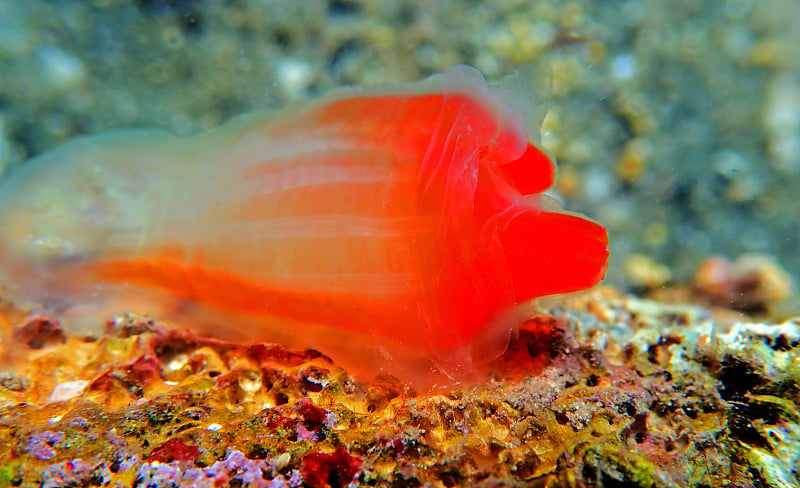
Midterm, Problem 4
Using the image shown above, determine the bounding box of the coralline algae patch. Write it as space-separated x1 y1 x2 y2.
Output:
1 288 800 487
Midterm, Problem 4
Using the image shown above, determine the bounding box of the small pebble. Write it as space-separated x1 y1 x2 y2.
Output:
48 380 89 403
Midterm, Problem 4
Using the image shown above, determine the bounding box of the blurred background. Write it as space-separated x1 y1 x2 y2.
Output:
0 0 798 294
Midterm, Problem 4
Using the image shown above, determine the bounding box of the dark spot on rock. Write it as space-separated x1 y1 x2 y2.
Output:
620 344 636 363
10 472 22 486
624 413 648 445
175 422 197 433
184 407 208 421
586 374 600 387
439 471 460 487
580 347 606 368
581 464 598 483
773 334 794 351
327 39 363 81
87 472 106 486
646 345 659 364
300 367 329 393
664 312 688 326
717 357 764 401
729 399 781 449
247 445 269 460
647 335 681 365
14 317 66 349
153 339 192 363
300 446 361 488
653 399 677 416
391 476 421 488
146 402 176 426
275 392 289 405
512 452 540 479
617 400 637 417
272 28 292 49
701 400 719 414
600 472 648 488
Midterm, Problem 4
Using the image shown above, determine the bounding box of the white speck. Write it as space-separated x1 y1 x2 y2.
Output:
711 149 748 177
764 74 800 174
582 167 614 201
275 58 313 99
37 45 86 89
207 423 222 431
166 354 188 371
610 53 637 81
48 415 63 423
163 380 178 386
47 380 89 403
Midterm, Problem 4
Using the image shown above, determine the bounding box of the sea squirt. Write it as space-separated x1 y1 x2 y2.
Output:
0 66 608 387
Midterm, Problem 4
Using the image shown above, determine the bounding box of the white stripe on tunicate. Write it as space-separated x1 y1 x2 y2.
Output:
222 136 357 170
229 160 393 201
104 215 429 247
207 140 395 210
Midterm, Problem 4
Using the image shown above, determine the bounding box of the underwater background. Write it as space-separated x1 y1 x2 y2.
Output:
2 2 800 487
1 0 799 293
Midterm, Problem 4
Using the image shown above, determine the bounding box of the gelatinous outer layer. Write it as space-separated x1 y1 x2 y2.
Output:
0 67 608 386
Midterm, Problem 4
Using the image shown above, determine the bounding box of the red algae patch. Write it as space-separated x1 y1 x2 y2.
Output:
485 315 568 380
300 446 362 488
146 438 201 463
13 317 66 350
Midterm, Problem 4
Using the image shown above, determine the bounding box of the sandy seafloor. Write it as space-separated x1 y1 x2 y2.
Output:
1 1 800 487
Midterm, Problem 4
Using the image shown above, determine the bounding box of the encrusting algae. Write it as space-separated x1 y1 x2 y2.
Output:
1 268 800 487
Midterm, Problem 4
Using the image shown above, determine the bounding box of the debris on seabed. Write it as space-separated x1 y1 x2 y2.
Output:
1 263 799 487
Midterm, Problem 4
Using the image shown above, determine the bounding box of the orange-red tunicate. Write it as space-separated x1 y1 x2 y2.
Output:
0 66 608 386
